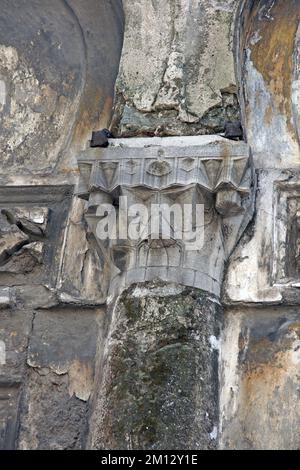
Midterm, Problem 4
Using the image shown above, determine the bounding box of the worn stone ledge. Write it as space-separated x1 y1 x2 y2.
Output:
0 285 107 310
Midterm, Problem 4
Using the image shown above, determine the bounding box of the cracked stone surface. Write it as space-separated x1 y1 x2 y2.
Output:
111 0 241 137
18 369 89 450
17 308 105 450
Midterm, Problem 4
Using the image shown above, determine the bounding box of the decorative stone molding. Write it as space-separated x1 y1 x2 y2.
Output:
77 136 254 298
225 170 300 306
78 136 251 202
273 179 300 286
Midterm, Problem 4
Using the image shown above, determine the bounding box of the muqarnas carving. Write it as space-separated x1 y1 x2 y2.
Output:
77 137 255 299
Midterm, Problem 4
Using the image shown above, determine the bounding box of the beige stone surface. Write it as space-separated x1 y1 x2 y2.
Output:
237 0 300 167
112 0 240 136
220 308 300 450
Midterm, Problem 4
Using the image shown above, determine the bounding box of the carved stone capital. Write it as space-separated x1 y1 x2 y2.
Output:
77 136 254 298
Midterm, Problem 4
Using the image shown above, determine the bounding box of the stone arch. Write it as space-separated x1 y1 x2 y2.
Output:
0 0 124 175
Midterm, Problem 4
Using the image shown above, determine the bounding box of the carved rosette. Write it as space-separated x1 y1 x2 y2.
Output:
77 136 254 298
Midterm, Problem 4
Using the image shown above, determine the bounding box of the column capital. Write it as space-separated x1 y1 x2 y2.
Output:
77 136 254 298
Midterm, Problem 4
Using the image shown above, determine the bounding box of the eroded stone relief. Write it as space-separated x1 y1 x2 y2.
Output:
77 136 254 298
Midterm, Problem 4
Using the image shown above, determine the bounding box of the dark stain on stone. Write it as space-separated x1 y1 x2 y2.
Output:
240 0 300 138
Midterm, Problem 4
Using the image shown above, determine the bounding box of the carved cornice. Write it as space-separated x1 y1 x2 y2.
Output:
78 137 251 215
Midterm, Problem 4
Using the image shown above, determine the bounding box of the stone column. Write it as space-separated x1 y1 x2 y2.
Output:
77 136 254 449
89 284 222 450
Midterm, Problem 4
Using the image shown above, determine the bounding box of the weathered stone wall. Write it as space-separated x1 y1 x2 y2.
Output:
236 0 300 168
2 0 300 451
111 0 241 137
0 0 123 179
221 0 300 449
18 308 105 450
0 0 124 450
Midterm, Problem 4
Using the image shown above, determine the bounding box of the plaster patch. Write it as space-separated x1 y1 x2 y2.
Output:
0 79 6 109
131 284 185 298
209 335 220 351
209 426 218 440
0 45 18 70
0 340 6 365
68 360 94 402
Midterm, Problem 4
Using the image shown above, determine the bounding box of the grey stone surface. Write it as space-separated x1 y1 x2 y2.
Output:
17 307 105 449
0 383 21 450
0 308 33 383
0 305 31 449
89 283 222 450
0 0 123 178
27 308 103 397
236 0 300 168
14 285 58 310
18 369 89 450
111 0 240 137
